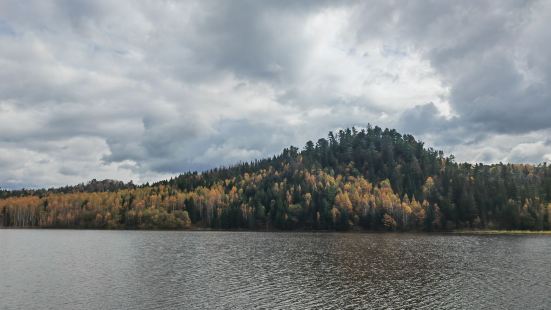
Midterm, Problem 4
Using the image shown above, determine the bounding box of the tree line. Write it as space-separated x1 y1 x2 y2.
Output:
2 125 551 230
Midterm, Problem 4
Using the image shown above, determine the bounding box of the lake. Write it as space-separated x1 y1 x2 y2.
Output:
0 230 550 309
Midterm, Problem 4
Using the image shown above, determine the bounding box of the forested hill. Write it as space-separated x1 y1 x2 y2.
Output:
0 179 135 199
2 125 551 231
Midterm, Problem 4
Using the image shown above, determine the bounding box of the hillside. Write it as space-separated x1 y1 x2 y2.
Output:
2 125 551 231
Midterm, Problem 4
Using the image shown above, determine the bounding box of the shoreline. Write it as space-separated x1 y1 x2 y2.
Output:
450 229 551 235
2 226 551 235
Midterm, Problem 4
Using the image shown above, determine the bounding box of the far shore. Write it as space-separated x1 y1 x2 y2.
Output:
2 226 551 235
450 229 551 235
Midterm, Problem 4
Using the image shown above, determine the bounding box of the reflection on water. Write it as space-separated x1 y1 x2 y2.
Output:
1 230 550 309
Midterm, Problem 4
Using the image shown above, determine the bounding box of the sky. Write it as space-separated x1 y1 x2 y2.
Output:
1 0 551 189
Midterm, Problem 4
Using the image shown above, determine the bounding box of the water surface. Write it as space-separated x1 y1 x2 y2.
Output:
1 230 550 309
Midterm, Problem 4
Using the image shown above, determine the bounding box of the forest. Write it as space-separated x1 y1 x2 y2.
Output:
1 125 551 231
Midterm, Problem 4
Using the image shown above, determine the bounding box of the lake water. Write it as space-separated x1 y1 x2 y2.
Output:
0 230 550 309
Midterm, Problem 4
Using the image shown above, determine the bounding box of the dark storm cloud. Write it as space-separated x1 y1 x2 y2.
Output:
1 0 551 188
355 0 551 135
189 1 307 81
398 103 447 134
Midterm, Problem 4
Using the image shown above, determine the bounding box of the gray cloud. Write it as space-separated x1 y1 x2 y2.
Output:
355 1 551 135
1 0 550 188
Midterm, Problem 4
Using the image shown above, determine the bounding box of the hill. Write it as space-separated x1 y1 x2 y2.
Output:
2 125 551 230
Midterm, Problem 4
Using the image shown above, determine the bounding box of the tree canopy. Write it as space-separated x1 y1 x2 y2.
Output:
2 125 551 231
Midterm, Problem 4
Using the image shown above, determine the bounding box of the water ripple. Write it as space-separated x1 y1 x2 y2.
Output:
1 231 550 309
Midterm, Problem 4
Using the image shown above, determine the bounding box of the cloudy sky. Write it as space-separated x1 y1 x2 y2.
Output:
1 0 551 189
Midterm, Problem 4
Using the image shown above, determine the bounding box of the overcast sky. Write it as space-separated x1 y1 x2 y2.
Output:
1 0 551 189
